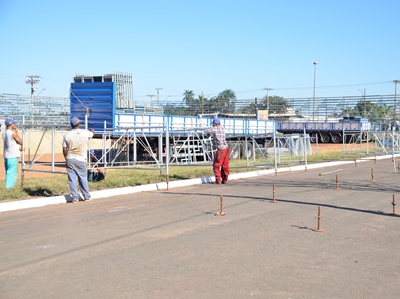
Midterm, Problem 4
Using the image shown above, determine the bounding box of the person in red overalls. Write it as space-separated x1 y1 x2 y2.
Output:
204 118 230 184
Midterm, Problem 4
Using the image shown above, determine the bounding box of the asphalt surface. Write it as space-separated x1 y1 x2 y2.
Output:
1 156 400 299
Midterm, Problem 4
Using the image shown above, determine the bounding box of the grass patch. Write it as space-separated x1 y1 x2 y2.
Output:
0 166 216 202
0 150 378 203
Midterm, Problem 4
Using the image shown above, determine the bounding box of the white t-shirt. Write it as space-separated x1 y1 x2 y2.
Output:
63 129 93 162
3 129 20 159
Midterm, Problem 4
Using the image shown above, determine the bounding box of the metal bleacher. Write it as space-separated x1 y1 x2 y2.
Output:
0 93 70 126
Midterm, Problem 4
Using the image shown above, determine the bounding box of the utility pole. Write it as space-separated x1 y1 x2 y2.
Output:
359 88 366 117
155 87 163 106
147 94 155 107
201 92 204 114
263 88 272 110
312 62 319 122
26 75 40 124
363 88 366 118
394 80 400 130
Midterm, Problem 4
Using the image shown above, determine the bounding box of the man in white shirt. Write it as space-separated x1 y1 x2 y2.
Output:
3 118 23 189
63 117 94 203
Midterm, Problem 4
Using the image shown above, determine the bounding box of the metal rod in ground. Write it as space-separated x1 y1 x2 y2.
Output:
335 174 341 190
374 155 377 164
392 194 397 215
312 206 325 232
319 169 343 176
166 174 169 191
271 184 277 203
354 158 357 167
371 168 375 181
215 195 225 216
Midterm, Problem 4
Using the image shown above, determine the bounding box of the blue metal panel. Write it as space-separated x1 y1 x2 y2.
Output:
70 82 115 131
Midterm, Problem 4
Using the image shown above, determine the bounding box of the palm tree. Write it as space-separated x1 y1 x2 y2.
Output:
217 89 236 113
183 90 195 106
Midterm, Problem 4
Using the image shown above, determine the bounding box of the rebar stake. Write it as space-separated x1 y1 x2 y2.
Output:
335 174 341 190
371 168 375 182
354 158 357 167
374 155 377 164
215 195 225 216
312 206 325 232
271 184 277 203
398 161 400 172
392 194 397 215
166 174 169 191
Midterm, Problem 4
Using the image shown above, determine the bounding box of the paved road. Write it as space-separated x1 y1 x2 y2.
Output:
1 157 400 298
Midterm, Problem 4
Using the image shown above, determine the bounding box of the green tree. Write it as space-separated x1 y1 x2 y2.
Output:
262 96 288 114
216 89 236 113
196 94 208 114
203 96 218 114
340 101 393 122
237 95 290 116
183 90 195 106
369 103 392 122
352 101 376 117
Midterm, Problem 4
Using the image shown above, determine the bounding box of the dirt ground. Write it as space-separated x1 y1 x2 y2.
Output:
311 143 343 152
0 144 347 181
0 153 66 180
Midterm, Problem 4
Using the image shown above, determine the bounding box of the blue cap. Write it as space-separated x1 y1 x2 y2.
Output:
90 150 95 155
212 118 220 125
70 117 81 126
4 118 15 126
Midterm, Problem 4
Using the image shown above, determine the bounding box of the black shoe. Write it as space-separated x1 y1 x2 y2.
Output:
222 181 227 184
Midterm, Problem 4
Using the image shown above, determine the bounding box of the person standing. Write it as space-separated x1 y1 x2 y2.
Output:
3 118 23 189
63 117 94 203
204 118 230 184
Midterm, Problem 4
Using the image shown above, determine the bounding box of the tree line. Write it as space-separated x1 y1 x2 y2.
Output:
163 89 289 116
162 89 394 123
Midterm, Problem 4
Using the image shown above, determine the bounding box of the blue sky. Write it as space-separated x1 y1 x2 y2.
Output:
1 0 399 105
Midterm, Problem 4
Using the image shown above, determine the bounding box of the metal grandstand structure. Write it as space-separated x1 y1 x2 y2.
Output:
0 93 70 126
3 75 400 181
0 91 398 130
15 121 400 183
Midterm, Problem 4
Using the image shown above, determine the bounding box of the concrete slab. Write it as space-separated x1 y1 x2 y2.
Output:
1 155 400 298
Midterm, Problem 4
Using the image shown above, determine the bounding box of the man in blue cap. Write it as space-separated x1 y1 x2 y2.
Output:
204 118 230 184
62 117 94 202
2 117 23 189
